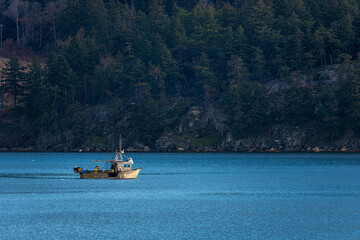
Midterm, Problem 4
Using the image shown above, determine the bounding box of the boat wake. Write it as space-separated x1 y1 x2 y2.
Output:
141 172 224 176
0 173 77 179
141 172 195 176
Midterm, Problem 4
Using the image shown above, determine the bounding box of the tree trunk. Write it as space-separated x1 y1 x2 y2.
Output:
31 18 34 42
22 23 25 45
83 76 87 105
39 18 42 51
51 10 57 47
65 87 67 112
16 18 20 45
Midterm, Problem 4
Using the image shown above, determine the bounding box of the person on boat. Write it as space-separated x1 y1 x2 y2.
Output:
73 167 82 173
95 165 99 173
111 162 114 173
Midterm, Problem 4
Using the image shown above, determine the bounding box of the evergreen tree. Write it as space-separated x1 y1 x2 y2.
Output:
46 53 77 115
193 53 218 101
115 44 147 98
58 30 100 105
0 55 27 108
130 81 163 148
337 53 360 130
60 0 108 43
282 72 315 124
225 55 269 136
25 57 46 120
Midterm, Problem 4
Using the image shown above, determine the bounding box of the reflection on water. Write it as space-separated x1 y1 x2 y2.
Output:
1 152 360 240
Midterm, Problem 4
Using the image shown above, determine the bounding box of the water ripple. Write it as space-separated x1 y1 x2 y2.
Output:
201 191 360 198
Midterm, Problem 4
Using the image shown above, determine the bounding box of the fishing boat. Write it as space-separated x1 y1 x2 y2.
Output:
73 138 142 179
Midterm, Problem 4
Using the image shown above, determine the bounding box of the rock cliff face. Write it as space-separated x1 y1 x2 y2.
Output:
0 101 359 152
154 107 360 153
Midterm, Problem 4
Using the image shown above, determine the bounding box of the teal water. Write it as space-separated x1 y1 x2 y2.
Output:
0 153 360 239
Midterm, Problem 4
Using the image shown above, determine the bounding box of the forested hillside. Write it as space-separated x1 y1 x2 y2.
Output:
1 0 360 152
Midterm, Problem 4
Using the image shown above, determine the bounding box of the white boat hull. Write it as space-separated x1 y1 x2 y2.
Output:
80 168 142 179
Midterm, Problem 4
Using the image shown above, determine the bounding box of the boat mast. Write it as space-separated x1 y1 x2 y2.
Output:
119 135 123 161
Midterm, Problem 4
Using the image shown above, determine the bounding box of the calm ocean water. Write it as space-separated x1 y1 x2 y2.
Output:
0 152 360 239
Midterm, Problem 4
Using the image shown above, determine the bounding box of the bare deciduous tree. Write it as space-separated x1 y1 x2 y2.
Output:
44 0 65 47
19 0 29 45
0 0 7 12
30 2 41 42
3 0 22 45
20 1 42 45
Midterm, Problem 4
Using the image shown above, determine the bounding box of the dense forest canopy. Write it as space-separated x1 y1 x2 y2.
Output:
1 0 360 149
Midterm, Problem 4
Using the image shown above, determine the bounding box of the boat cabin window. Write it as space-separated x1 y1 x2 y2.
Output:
124 164 131 168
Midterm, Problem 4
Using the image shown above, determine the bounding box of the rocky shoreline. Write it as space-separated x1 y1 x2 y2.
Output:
0 141 357 153
0 148 357 153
